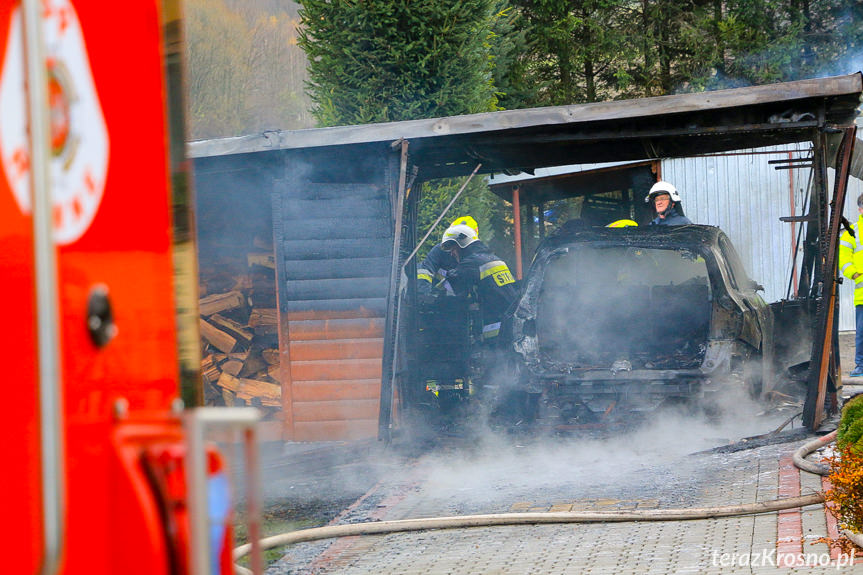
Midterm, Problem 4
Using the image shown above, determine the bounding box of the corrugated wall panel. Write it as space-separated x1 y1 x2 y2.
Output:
663 144 859 331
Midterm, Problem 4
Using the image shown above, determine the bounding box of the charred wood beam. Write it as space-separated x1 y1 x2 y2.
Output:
379 140 409 442
414 124 821 181
768 157 813 164
803 126 856 430
798 130 823 299
403 179 421 411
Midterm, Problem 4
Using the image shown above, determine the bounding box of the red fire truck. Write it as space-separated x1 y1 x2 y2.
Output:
2 0 260 573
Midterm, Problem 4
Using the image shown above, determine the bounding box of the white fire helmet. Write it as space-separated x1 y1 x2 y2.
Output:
441 223 479 250
645 181 681 204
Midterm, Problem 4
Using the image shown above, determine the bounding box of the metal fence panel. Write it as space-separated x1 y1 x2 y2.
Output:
663 145 859 331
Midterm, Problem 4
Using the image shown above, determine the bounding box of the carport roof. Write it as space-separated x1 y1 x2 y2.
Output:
188 73 862 181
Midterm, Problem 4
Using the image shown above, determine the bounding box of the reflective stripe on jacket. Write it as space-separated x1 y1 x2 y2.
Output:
417 243 457 295
839 218 863 305
446 241 518 340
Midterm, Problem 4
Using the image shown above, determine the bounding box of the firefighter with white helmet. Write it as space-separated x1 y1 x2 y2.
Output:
440 223 517 345
645 181 692 226
417 215 479 295
439 222 520 417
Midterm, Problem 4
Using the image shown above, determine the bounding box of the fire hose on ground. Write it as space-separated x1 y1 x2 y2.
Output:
233 429 859 573
791 429 863 548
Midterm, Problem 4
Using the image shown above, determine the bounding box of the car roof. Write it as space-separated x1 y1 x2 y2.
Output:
539 223 725 251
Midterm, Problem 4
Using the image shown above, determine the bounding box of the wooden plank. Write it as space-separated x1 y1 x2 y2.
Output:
238 394 279 407
190 74 863 159
261 349 280 365
292 399 380 422
280 277 388 301
248 308 277 327
289 339 383 361
291 380 380 402
199 290 244 316
287 318 384 341
216 372 281 405
239 353 267 379
201 355 220 382
291 419 378 442
282 299 387 318
221 359 243 377
290 359 382 381
209 314 253 345
200 319 236 353
281 257 390 281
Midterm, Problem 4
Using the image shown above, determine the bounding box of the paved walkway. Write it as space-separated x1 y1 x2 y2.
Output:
267 428 863 574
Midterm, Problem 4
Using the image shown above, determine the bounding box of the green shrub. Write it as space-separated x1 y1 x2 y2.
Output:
837 395 863 451
828 394 863 535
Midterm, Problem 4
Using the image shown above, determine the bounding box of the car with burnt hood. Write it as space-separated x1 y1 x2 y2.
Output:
508 222 779 424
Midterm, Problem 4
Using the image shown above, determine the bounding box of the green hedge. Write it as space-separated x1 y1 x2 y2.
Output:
837 394 863 451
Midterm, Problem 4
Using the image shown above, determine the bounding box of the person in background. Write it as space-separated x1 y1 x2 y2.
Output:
645 181 692 226
417 215 479 296
839 194 863 376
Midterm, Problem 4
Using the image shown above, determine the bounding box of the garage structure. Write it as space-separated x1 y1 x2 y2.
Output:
190 73 862 441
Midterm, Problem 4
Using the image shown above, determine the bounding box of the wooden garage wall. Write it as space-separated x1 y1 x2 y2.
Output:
273 176 394 441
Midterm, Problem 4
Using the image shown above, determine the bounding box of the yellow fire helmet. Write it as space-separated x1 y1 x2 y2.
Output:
607 219 638 228
450 215 478 234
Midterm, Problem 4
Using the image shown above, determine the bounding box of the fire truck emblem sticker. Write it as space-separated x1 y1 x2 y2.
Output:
0 0 109 245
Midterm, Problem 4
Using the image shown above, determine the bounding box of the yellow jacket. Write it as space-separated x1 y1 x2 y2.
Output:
839 217 863 305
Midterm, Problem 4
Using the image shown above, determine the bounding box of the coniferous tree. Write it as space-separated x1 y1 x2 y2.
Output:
507 0 632 106
710 0 863 87
297 0 515 255
298 0 500 126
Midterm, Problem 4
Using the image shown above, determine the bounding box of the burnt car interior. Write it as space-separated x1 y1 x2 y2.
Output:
537 243 712 370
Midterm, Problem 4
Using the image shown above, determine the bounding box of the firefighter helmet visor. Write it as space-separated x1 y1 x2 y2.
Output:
441 223 478 250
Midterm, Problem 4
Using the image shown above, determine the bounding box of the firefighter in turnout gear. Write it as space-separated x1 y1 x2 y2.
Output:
646 181 693 226
415 217 483 418
417 216 479 295
839 193 863 376
440 223 518 345
441 223 523 419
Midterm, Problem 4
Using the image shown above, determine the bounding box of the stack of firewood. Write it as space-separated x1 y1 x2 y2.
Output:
198 250 281 415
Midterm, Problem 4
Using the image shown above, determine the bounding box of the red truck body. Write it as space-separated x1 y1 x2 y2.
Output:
1 1 237 573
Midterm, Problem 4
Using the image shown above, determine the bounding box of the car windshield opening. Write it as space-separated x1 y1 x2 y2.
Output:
536 245 711 369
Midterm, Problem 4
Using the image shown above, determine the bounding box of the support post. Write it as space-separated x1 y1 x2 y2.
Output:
803 127 856 429
512 186 523 280
379 139 409 442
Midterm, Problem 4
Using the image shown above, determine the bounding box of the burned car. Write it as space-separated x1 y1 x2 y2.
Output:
509 224 779 423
